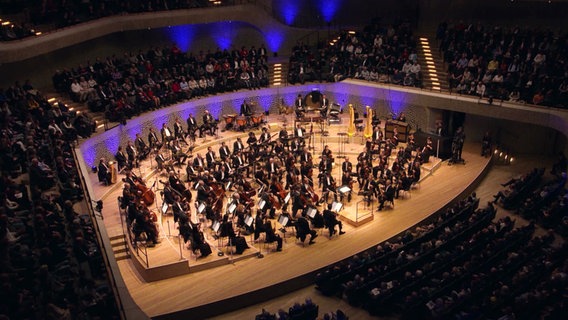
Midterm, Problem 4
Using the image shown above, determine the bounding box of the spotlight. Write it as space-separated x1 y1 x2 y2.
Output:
494 149 498 154
510 157 514 162
499 152 503 157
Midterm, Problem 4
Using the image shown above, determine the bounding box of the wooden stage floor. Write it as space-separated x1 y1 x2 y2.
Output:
89 113 491 319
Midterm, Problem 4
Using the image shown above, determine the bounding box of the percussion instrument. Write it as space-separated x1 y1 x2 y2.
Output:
109 161 118 184
223 114 236 125
251 114 263 126
236 116 247 128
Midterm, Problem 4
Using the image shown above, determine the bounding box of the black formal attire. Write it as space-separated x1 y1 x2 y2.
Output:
219 145 231 160
115 150 128 172
295 217 317 243
323 209 343 236
240 102 252 116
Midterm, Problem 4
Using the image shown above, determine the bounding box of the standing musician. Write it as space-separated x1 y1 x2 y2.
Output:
240 99 252 117
115 146 128 172
323 203 345 237
295 94 305 118
135 133 150 160
320 94 329 118
321 171 336 203
148 127 162 150
126 141 138 168
342 157 353 174
161 123 174 146
186 113 199 140
97 158 112 185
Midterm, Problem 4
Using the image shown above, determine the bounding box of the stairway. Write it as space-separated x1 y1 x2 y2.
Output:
45 92 106 132
268 59 289 87
109 234 130 261
416 36 449 92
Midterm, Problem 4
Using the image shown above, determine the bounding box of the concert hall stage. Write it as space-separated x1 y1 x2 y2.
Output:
80 105 491 319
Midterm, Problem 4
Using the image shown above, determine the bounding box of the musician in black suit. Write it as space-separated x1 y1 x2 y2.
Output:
240 99 252 117
259 127 271 144
148 127 162 150
263 216 283 251
134 133 149 160
205 146 216 169
323 204 344 237
126 141 138 168
295 94 305 118
201 110 216 137
320 94 329 118
342 157 353 174
161 123 173 144
97 158 112 185
186 113 199 138
193 153 205 170
378 180 395 211
115 146 128 172
219 141 231 161
295 216 317 245
173 118 185 141
233 137 245 154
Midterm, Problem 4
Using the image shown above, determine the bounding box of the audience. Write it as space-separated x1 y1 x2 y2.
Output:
438 21 568 108
52 44 269 123
288 18 421 88
0 80 117 319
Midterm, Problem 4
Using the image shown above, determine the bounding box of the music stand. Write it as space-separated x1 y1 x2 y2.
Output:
338 185 351 203
306 207 317 219
331 201 343 213
197 202 206 215
258 199 267 211
278 214 291 241
227 202 237 215
284 192 291 204
161 202 169 216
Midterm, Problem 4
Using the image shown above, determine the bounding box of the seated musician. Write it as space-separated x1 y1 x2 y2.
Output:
321 144 333 160
219 141 231 161
340 171 353 202
263 216 283 251
115 146 128 172
279 124 289 147
148 127 162 150
192 153 205 171
97 158 112 185
323 204 345 237
397 112 407 122
295 216 318 245
295 124 305 139
378 179 395 211
170 140 188 166
240 99 252 117
173 118 186 143
258 127 271 144
246 131 258 149
161 123 174 144
155 152 173 173
232 150 248 175
233 137 245 154
161 181 176 205
169 171 192 202
205 146 216 169
135 133 150 160
342 157 353 174
132 203 159 247
321 171 336 203
186 113 199 139
201 110 216 137
372 125 383 145
295 94 305 118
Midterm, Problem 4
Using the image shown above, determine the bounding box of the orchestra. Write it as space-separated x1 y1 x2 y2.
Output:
100 92 435 257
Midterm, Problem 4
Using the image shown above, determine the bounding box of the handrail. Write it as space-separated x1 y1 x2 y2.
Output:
356 199 373 222
71 147 127 320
